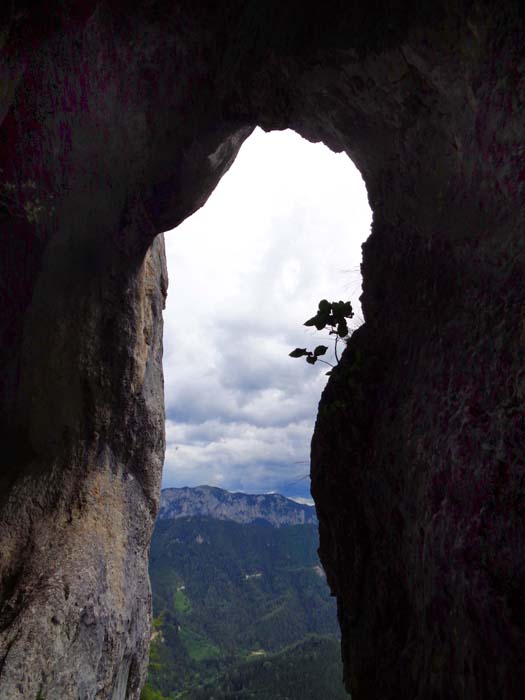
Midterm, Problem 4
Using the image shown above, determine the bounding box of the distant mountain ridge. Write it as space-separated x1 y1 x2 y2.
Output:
159 485 317 527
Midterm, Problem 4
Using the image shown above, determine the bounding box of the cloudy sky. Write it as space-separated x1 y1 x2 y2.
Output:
162 127 372 502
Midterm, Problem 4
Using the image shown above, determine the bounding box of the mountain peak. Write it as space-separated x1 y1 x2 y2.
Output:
159 485 317 527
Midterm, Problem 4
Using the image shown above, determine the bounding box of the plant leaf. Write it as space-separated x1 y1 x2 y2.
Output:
306 355 317 364
314 345 328 356
342 301 353 317
337 319 348 337
289 348 308 358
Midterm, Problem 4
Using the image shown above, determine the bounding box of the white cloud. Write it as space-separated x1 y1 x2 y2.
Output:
288 496 315 506
162 128 371 498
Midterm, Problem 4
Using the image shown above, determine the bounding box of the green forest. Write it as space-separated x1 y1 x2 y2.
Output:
141 517 349 699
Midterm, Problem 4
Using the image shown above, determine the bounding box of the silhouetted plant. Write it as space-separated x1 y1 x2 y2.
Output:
289 299 353 375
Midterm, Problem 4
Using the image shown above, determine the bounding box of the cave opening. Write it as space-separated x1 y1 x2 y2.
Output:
142 128 371 696
161 126 372 500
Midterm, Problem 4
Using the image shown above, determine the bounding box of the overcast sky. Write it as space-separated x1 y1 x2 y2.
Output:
162 127 372 502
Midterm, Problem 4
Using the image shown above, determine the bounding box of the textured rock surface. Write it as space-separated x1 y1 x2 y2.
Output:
0 2 524 698
159 485 317 527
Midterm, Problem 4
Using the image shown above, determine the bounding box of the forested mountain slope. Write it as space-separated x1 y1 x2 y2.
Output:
142 489 348 699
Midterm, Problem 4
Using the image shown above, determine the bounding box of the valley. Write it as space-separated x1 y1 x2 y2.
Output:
141 487 349 699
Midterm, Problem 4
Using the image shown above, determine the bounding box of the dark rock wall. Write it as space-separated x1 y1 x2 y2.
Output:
0 2 523 698
308 10 525 700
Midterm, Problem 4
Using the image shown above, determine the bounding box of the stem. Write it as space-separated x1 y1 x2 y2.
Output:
287 473 310 486
334 336 340 364
316 359 334 368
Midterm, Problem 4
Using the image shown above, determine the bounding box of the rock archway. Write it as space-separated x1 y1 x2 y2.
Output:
0 2 524 698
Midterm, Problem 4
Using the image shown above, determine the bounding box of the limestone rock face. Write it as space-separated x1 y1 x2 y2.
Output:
159 486 317 527
0 2 524 698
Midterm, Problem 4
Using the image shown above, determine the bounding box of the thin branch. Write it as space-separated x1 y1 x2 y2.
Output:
316 358 334 368
286 473 310 486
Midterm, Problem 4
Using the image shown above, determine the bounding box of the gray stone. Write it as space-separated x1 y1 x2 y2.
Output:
159 486 317 527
